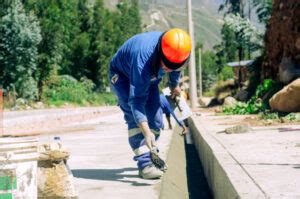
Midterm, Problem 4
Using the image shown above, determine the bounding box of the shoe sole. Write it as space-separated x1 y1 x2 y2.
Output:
138 171 163 179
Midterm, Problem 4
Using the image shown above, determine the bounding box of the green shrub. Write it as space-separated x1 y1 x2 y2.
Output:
218 66 234 81
0 0 41 100
258 112 297 121
42 75 117 106
223 79 282 114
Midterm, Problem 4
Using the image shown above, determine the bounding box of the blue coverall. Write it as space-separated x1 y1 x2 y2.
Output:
109 31 181 169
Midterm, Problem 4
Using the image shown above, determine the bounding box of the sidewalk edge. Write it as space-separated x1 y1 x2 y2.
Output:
188 115 265 199
158 125 189 199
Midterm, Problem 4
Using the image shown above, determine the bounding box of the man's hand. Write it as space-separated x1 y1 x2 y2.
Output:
170 86 181 98
180 124 188 136
144 132 156 150
139 121 157 150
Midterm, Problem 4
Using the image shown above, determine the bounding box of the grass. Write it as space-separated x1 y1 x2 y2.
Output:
41 75 117 107
43 92 117 107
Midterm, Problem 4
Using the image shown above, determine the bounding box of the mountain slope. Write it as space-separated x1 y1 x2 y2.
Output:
139 0 223 50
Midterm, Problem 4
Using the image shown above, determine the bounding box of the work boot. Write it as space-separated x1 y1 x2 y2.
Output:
139 165 163 179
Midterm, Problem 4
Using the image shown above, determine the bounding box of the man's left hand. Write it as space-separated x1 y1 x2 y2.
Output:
170 86 181 98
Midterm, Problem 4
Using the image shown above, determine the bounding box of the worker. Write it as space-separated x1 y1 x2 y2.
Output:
109 28 191 179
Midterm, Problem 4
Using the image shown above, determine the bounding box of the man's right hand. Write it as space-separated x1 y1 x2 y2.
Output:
144 132 156 151
139 121 157 151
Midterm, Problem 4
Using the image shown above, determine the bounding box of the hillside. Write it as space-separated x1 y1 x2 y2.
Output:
139 0 223 50
104 0 265 50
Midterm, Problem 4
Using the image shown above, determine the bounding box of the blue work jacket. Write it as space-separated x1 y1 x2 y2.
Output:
110 31 181 124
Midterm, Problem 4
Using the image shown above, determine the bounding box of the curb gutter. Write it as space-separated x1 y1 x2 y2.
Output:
188 116 265 199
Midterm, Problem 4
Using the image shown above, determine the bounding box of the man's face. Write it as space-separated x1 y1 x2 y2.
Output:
160 60 173 73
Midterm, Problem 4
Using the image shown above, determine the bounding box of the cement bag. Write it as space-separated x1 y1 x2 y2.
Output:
38 144 77 199
269 78 300 112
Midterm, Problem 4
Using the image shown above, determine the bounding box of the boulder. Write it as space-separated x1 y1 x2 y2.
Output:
15 98 27 106
269 78 300 112
234 90 250 102
198 97 213 107
33 101 44 109
223 96 237 107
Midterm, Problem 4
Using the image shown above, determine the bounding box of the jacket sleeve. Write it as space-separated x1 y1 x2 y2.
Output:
128 53 151 124
168 71 181 88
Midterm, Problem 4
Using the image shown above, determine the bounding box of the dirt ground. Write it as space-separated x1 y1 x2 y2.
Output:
241 116 300 126
197 106 300 127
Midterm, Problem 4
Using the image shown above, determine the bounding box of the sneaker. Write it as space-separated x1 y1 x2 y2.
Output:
139 165 163 179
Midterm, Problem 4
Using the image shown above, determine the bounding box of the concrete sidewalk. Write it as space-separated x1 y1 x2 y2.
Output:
39 110 174 199
189 111 300 199
3 106 190 198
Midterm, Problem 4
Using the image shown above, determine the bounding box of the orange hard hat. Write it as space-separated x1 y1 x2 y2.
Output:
160 28 192 70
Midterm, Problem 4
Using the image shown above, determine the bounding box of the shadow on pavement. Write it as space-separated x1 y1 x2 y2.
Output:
72 168 153 186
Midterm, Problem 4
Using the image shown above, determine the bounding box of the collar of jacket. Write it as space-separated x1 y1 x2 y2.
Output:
151 33 164 77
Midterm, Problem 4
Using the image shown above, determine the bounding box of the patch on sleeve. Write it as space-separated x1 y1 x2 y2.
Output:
111 74 119 84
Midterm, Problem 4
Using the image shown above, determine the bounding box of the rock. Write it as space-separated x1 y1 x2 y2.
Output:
295 113 300 121
12 98 28 110
15 98 27 106
217 91 231 102
223 96 237 107
12 105 21 111
25 105 32 110
278 57 300 84
223 125 251 134
207 98 223 107
269 78 300 112
33 102 44 109
234 90 250 102
198 97 213 107
264 119 273 125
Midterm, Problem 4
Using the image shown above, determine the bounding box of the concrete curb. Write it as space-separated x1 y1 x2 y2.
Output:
3 106 118 136
188 116 266 199
159 125 189 199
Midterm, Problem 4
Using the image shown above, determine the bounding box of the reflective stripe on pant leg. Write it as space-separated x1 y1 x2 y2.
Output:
128 128 160 156
128 128 160 169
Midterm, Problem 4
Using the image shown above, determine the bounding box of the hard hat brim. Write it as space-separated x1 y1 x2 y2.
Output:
160 47 190 71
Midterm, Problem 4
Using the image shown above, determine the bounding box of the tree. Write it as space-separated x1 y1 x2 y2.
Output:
116 0 141 43
24 0 80 98
61 0 91 79
252 0 272 24
77 0 92 32
201 51 218 92
217 0 246 71
0 0 41 99
215 10 263 72
84 0 106 89
0 0 11 17
84 0 141 91
224 14 263 55
219 0 245 16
